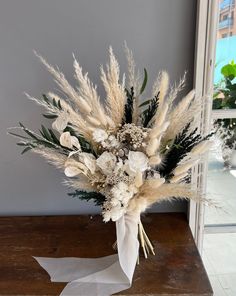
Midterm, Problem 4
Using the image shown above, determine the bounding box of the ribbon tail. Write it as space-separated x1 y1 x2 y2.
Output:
34 213 139 296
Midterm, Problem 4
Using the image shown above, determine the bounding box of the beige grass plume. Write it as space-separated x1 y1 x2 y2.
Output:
100 47 126 127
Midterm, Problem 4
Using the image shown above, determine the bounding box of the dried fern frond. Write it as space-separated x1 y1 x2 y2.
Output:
101 47 126 127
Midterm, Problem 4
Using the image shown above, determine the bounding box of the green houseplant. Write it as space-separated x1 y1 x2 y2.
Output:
213 61 236 167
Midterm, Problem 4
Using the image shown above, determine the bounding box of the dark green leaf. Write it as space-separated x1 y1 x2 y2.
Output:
41 125 53 142
21 147 32 154
16 142 28 146
42 94 50 105
139 99 151 107
8 132 29 140
52 98 57 107
58 100 62 110
48 129 60 145
19 122 39 140
140 68 148 95
43 114 58 119
68 190 106 206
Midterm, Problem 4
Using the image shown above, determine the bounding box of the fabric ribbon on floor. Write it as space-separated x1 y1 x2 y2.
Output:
34 212 139 296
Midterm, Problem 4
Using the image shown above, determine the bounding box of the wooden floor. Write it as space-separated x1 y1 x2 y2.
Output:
0 213 213 295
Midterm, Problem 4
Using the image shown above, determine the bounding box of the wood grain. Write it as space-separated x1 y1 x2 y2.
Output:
0 213 213 295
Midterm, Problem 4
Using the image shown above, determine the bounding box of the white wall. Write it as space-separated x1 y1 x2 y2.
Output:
0 0 196 215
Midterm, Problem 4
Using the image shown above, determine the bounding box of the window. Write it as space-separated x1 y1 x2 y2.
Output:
222 13 228 20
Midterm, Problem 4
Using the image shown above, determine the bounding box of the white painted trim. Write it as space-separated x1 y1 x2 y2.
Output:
189 0 219 253
212 109 236 119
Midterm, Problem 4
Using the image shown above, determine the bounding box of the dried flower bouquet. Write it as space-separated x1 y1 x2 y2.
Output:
9 45 213 295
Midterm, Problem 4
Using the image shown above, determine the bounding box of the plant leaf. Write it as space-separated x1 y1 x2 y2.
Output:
21 147 32 154
43 114 58 119
139 99 151 107
140 68 148 95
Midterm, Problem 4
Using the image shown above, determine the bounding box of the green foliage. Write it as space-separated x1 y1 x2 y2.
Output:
213 61 236 110
221 61 236 80
213 61 236 150
158 123 213 179
123 87 134 124
42 94 62 118
141 92 159 128
68 190 106 206
140 68 148 94
8 122 68 154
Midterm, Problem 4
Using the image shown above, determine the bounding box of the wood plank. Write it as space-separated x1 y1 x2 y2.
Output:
0 213 213 295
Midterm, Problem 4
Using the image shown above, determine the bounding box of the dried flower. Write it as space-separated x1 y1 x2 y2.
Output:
127 151 148 173
60 132 81 150
96 151 116 175
92 128 108 143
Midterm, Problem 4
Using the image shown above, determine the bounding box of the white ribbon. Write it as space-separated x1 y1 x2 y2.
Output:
34 212 140 296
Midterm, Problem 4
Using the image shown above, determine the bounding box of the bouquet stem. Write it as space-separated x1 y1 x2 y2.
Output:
138 221 155 258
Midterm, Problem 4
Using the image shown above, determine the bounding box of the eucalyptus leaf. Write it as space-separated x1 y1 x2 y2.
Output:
21 147 32 154
139 68 148 95
43 114 58 119
139 100 151 107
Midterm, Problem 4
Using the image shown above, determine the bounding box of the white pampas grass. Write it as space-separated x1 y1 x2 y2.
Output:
32 147 67 169
167 72 186 105
170 172 189 183
124 42 141 124
63 178 95 192
152 71 169 106
100 47 126 126
149 155 162 166
173 159 199 176
73 55 108 126
146 138 160 156
190 140 213 155
124 42 141 96
65 158 89 177
142 178 165 190
34 51 86 111
163 97 201 146
141 183 201 206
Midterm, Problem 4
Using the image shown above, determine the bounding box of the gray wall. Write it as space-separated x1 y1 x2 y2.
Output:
0 0 196 216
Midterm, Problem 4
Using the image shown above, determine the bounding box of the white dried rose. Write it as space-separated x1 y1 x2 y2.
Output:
96 151 116 175
92 128 108 143
60 132 81 150
79 153 96 174
127 151 149 173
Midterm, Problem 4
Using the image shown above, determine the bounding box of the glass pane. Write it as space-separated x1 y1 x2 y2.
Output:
205 117 236 225
213 0 236 110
